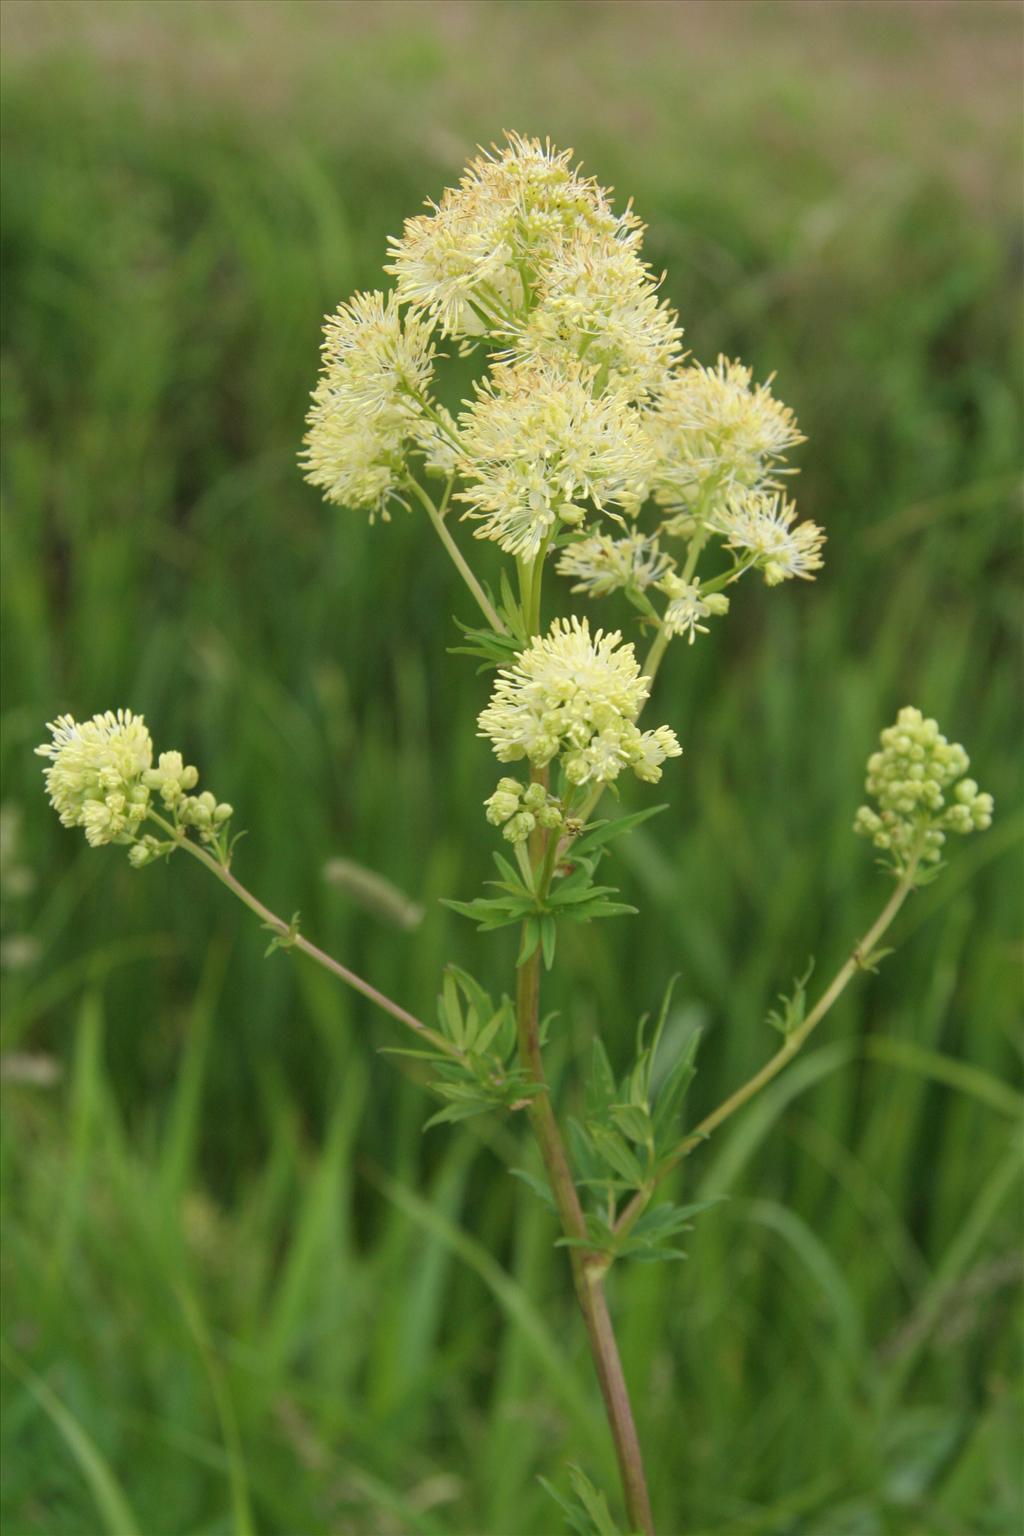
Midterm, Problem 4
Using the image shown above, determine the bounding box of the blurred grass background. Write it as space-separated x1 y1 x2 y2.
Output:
1 2 1022 1533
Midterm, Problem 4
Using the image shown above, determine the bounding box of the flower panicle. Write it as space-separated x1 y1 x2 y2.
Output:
300 132 826 647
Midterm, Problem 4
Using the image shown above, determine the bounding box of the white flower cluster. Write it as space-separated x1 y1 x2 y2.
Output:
385 133 631 339
36 711 153 849
649 357 804 506
499 231 683 402
302 291 438 520
36 712 232 865
456 361 650 559
303 131 826 633
657 575 730 644
853 706 993 875
556 531 671 598
710 492 825 587
478 618 681 787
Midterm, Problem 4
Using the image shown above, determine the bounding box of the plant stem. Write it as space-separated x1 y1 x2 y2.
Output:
508 568 654 1528
406 478 506 634
515 942 655 1535
613 854 922 1244
574 623 673 829
159 821 462 1062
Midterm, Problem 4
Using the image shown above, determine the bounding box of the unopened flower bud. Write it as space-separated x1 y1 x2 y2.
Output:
503 811 536 844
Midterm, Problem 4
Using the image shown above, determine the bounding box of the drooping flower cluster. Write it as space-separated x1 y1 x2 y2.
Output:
36 712 232 866
853 707 993 877
710 492 826 586
556 531 671 598
478 618 681 787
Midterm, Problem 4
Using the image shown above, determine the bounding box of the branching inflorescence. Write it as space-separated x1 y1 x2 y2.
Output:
38 135 994 1536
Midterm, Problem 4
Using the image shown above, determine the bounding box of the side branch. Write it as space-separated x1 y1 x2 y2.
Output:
406 477 506 634
168 827 462 1062
614 853 922 1242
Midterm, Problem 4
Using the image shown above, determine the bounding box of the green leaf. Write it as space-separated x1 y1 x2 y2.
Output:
647 973 680 1071
518 916 541 964
263 910 301 957
561 900 638 922
509 1166 556 1211
448 618 524 670
589 1039 617 1111
587 1123 646 1188
568 804 668 858
567 1465 628 1536
540 915 558 970
766 957 815 1037
652 1028 701 1143
491 851 531 895
443 894 535 931
444 964 494 1025
610 1102 653 1148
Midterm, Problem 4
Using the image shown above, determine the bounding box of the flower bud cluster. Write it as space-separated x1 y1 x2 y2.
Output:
853 706 993 875
484 777 565 845
37 712 233 866
478 618 681 787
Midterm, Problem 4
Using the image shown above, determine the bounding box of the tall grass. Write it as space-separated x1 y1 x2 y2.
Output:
2 6 1021 1533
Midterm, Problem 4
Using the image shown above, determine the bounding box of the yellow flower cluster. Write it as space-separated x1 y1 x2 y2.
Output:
711 492 826 586
556 531 671 598
385 133 630 339
36 711 153 848
303 131 826 647
36 711 232 865
477 618 681 787
301 291 437 519
649 357 804 510
455 360 651 559
499 231 683 401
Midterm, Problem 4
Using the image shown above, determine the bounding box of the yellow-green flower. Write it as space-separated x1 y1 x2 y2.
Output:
478 617 681 786
36 710 153 847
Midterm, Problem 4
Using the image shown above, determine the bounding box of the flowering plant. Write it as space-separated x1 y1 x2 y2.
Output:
38 135 992 1535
